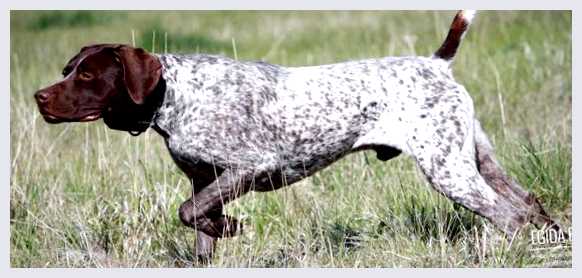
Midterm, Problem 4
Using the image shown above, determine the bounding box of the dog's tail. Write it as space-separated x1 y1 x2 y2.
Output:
433 10 476 61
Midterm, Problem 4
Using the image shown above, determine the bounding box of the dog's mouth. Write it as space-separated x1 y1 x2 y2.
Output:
40 111 102 124
78 112 102 122
40 113 63 124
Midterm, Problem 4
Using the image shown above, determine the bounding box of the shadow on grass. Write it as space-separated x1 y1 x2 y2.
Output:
307 220 363 256
373 195 482 244
257 248 300 268
400 202 480 243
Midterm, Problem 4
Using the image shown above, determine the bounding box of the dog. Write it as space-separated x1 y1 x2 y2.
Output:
34 10 563 262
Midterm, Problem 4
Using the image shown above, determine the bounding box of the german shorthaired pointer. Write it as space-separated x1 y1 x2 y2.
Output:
35 10 563 262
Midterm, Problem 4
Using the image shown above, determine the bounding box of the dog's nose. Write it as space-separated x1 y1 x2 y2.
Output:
34 91 51 104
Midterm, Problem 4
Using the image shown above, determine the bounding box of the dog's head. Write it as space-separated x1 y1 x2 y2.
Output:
34 44 163 131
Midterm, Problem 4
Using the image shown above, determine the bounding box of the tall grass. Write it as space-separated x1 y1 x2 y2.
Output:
10 11 571 267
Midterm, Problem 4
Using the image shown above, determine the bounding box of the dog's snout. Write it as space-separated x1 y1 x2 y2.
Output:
34 90 51 104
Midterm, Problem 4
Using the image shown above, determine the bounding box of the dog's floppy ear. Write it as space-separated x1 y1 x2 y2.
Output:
115 46 162 105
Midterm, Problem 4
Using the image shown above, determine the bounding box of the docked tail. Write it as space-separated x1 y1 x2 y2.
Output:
433 10 476 61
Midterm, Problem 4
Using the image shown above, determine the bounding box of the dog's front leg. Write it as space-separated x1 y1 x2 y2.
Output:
178 169 252 263
195 230 216 263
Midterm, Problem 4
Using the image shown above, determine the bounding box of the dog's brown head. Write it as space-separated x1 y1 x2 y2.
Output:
34 44 164 132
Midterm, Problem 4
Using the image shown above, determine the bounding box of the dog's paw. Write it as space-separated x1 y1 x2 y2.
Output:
222 214 244 237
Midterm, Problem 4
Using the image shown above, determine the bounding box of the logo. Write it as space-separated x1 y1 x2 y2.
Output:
527 227 572 267
530 226 571 245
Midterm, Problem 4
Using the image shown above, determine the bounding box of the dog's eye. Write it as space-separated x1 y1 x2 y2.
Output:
78 71 94 81
62 68 70 77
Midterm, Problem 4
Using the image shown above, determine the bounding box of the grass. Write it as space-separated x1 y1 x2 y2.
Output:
10 11 571 267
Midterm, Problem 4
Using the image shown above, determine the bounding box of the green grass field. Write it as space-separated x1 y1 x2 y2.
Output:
10 11 571 267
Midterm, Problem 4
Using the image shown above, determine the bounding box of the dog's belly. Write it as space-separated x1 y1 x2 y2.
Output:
165 110 363 173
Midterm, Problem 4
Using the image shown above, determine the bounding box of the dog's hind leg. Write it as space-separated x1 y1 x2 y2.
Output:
473 120 564 234
409 117 532 236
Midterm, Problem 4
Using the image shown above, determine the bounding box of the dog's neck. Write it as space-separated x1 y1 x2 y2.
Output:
150 54 210 140
150 77 187 140
102 77 166 136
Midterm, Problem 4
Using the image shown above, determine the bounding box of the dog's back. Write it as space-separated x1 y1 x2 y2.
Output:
154 8 475 174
